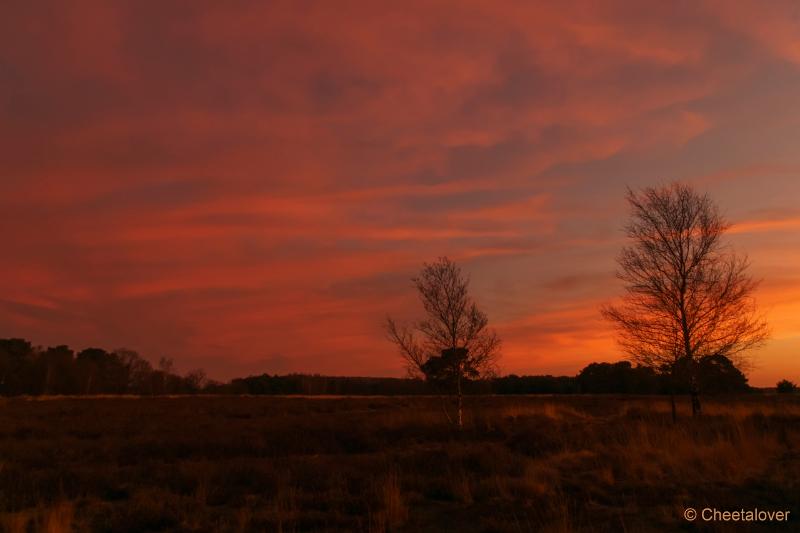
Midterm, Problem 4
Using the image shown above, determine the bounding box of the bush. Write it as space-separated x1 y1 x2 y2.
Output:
776 379 797 393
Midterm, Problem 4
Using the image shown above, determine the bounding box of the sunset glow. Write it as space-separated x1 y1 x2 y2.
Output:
2 1 800 386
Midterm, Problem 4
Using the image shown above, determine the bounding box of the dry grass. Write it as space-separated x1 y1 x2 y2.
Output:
42 501 74 533
0 501 74 533
0 395 797 531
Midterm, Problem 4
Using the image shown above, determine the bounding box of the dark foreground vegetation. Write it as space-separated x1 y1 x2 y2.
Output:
1 395 798 532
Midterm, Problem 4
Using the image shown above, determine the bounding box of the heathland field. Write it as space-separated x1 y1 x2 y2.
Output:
0 395 798 532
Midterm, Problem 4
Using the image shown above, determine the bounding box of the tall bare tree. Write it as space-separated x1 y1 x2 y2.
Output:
386 257 500 427
602 183 768 419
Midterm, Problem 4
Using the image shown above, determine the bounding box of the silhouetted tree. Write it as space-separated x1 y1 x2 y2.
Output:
776 379 797 393
153 356 177 394
386 257 500 427
184 369 208 393
695 354 749 394
76 348 128 394
39 345 76 394
577 361 661 394
115 349 154 394
602 183 768 420
0 339 35 395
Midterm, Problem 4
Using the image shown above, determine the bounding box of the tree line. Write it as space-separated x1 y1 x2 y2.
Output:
0 337 753 397
225 359 752 395
0 338 206 396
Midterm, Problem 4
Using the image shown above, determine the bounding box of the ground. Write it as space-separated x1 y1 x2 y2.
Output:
0 395 798 532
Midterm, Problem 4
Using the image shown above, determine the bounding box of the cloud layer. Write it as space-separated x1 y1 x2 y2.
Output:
2 1 800 385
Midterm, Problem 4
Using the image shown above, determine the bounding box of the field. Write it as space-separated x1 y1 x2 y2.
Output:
0 395 798 532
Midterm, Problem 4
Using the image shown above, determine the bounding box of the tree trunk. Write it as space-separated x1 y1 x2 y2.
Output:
690 382 701 417
456 374 463 430
438 395 454 426
689 360 701 417
669 365 677 423
670 391 677 423
45 364 54 395
691 390 701 416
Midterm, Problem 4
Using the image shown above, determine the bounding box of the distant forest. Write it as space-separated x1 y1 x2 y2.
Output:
0 338 757 397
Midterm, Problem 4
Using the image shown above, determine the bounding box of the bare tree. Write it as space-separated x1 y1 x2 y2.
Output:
386 257 500 427
115 349 153 394
602 183 768 419
184 369 208 393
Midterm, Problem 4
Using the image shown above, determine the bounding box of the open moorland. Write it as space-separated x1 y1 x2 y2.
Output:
0 395 798 532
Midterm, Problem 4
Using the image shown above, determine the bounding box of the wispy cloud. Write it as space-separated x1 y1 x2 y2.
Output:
1 1 799 384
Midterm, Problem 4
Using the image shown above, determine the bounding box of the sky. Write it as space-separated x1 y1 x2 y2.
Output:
1 1 800 386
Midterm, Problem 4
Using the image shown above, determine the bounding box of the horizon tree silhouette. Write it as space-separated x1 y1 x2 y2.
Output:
602 183 768 420
386 257 500 428
776 379 797 393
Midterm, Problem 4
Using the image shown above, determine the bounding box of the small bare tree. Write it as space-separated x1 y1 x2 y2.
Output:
386 257 500 428
602 183 768 419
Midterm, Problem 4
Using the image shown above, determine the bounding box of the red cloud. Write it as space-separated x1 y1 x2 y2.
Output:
1 1 799 385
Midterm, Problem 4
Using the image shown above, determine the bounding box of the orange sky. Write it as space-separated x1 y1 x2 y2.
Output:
1 1 799 386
